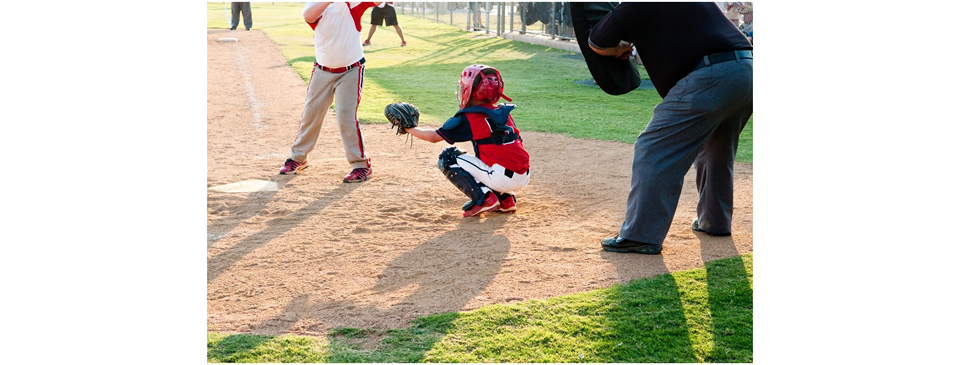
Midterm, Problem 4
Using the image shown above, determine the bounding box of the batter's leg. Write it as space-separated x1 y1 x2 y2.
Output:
289 65 336 163
333 65 370 169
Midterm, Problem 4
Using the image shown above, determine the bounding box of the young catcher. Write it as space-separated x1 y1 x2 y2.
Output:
280 2 380 183
401 64 531 217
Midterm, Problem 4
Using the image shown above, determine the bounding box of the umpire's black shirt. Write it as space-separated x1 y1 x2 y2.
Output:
589 2 753 98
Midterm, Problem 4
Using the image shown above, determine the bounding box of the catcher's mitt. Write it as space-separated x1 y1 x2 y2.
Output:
383 102 420 135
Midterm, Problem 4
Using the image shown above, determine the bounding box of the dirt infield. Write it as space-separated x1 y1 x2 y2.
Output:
206 29 753 337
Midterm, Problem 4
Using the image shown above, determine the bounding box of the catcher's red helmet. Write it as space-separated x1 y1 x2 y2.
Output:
456 64 512 109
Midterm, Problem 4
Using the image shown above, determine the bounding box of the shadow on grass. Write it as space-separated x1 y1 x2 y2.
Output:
409 253 752 362
591 251 753 362
384 254 751 363
606 231 750 363
208 331 340 363
323 313 461 363
207 253 752 362
704 256 753 362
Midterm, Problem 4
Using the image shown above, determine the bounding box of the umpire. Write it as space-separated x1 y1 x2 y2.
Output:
588 3 753 254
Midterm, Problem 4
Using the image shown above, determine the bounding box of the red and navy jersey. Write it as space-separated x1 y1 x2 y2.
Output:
436 103 530 174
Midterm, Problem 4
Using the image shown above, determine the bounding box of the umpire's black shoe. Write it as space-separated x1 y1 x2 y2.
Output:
601 235 662 255
691 219 731 236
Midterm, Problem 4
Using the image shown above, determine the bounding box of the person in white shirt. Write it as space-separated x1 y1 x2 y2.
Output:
279 2 381 183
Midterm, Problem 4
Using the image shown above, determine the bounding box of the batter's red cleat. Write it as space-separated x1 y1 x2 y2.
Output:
343 167 372 183
463 192 500 217
280 158 308 175
497 195 516 213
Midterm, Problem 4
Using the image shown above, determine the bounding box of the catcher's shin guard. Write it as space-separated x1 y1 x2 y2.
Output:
438 147 486 208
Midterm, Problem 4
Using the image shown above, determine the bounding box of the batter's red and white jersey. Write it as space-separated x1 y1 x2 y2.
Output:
305 2 376 68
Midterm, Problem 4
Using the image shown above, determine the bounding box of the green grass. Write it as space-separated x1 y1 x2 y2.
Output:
207 5 753 362
208 254 752 363
207 2 752 163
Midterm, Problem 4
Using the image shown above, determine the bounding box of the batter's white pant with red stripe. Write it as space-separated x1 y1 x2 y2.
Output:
289 63 369 169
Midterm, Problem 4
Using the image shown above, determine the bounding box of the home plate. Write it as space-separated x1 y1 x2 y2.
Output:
218 37 238 42
208 180 278 193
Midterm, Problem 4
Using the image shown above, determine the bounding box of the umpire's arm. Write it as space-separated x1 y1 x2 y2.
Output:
589 40 634 59
587 11 634 59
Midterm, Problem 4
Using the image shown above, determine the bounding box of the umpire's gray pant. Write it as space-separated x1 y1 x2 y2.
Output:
620 58 753 245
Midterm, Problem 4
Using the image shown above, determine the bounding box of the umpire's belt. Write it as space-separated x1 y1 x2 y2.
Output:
691 50 752 72
315 58 365 73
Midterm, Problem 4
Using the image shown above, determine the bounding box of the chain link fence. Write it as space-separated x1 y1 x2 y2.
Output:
395 2 577 41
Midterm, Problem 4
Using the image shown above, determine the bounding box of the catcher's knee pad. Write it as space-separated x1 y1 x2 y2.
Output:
438 146 467 172
443 166 485 205
438 147 487 206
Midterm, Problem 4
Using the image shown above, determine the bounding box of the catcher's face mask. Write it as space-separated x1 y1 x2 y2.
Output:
457 64 512 109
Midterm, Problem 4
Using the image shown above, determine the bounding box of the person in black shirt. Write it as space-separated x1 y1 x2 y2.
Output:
588 2 753 255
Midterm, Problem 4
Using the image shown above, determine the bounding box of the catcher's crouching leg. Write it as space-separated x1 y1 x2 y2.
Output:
496 192 517 213
438 147 488 210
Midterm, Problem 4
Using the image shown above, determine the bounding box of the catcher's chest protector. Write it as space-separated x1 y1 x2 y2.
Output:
464 113 519 145
459 108 530 172
455 104 519 146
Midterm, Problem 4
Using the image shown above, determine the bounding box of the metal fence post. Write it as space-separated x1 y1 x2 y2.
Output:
499 2 505 36
484 2 490 34
555 2 560 39
520 2 525 34
495 2 500 36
